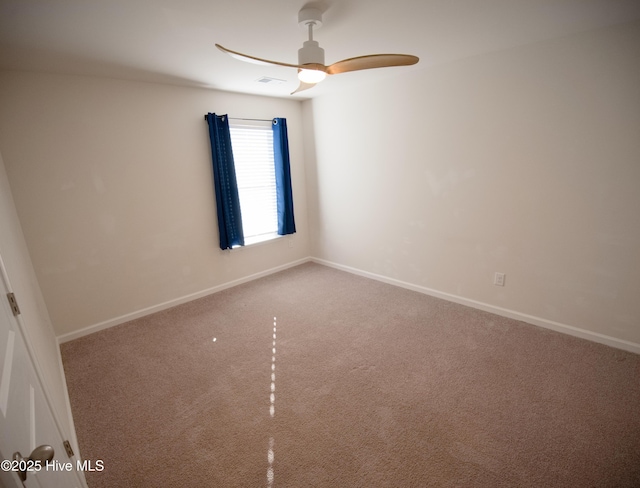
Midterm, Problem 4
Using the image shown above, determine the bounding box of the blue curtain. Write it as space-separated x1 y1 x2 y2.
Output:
272 118 296 235
206 113 244 250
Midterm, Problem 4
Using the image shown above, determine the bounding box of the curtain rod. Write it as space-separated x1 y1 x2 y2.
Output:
203 115 273 122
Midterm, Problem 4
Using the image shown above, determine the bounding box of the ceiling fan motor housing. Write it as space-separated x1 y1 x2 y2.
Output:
298 40 325 65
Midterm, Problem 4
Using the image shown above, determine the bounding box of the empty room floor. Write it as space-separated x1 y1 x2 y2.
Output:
61 263 640 487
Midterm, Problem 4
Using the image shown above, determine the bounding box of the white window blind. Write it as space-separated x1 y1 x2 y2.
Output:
229 123 278 244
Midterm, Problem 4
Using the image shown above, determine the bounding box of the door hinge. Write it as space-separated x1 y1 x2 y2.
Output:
63 440 74 458
7 293 21 316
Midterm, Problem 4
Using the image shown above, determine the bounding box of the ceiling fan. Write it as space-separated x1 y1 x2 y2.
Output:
216 7 419 94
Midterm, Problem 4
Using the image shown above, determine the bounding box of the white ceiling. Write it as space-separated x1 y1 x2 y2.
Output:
1 0 639 99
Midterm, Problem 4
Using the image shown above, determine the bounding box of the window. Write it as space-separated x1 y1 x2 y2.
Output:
205 113 295 251
229 122 278 245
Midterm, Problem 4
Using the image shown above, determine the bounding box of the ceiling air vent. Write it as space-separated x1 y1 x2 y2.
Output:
256 76 286 85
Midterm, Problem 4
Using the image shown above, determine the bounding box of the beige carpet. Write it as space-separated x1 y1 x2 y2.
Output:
61 262 640 487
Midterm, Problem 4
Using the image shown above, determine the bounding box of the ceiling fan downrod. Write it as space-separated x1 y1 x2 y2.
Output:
297 8 325 67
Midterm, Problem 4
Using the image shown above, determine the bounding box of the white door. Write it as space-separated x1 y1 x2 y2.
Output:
0 256 84 488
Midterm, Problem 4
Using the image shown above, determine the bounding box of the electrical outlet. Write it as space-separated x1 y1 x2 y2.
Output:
494 272 505 286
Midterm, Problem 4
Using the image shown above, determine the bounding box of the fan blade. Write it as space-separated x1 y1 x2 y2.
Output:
216 44 303 69
291 80 317 95
326 54 419 75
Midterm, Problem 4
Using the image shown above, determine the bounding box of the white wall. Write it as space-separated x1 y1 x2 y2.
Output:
1 21 639 350
0 73 310 337
304 21 640 347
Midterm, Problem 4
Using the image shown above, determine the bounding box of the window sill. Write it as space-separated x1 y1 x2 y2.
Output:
230 233 282 250
245 233 281 246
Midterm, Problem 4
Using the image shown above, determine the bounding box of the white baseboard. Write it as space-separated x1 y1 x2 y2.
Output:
57 257 312 343
57 255 639 355
311 257 640 355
